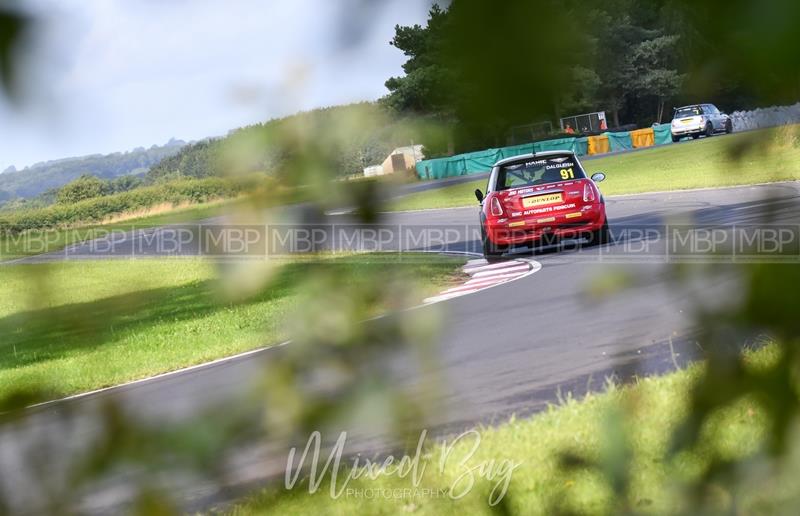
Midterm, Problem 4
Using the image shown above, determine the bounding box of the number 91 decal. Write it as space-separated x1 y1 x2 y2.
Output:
560 168 575 180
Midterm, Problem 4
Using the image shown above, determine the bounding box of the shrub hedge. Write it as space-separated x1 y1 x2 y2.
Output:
0 177 241 235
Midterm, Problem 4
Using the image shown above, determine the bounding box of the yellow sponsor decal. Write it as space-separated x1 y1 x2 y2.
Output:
565 212 582 219
522 192 563 208
508 221 525 227
537 217 556 223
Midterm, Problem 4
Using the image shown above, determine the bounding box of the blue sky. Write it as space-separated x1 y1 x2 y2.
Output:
0 0 431 171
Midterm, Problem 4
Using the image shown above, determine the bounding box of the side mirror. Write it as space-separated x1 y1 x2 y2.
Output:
590 172 606 183
474 189 484 203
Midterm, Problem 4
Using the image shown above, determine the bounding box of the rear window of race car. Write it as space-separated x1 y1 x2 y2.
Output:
674 106 702 117
495 155 587 191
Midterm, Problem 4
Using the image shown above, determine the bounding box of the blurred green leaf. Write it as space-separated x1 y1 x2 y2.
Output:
0 5 28 101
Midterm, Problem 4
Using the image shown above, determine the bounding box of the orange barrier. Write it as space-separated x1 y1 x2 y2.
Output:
587 134 609 155
629 128 655 148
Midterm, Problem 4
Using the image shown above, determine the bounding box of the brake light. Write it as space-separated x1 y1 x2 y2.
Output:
583 182 596 202
490 196 504 216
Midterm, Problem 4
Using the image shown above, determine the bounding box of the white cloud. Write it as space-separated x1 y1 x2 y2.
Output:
0 0 431 170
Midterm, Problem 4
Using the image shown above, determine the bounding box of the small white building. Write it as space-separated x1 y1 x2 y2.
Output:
363 145 424 177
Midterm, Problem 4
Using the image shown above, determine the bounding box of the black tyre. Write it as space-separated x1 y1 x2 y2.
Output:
671 135 680 143
483 239 505 261
705 122 713 137
725 119 733 134
481 228 506 261
692 133 700 139
583 219 610 247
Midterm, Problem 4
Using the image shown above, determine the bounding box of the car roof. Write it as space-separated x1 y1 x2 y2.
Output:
493 150 576 168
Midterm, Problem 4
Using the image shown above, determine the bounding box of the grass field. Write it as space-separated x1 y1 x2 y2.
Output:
387 126 800 211
0 253 464 400
0 201 232 262
233 345 799 515
0 173 403 262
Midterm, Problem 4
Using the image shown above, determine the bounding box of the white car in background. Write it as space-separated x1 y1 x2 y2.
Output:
670 104 732 142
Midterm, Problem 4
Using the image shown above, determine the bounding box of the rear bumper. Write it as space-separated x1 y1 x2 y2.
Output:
671 125 703 136
485 205 606 246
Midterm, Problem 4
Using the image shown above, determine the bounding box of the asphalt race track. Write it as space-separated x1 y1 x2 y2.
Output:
2 180 800 513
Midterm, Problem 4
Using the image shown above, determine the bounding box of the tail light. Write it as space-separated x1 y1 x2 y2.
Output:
490 196 504 216
583 182 596 202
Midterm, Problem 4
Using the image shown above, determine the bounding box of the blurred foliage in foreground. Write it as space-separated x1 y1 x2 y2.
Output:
0 102 436 220
146 102 441 183
1 0 800 514
234 345 796 515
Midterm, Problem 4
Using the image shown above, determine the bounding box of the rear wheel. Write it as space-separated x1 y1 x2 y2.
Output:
691 133 700 140
725 119 733 134
482 228 507 261
671 134 680 143
705 122 713 137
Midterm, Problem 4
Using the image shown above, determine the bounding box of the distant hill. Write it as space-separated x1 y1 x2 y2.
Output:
146 103 426 182
0 103 425 207
0 139 186 202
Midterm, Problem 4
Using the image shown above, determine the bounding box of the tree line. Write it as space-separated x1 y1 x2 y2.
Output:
381 0 790 154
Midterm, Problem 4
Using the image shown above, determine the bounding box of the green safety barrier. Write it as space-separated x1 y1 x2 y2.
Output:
415 129 669 179
573 136 589 155
497 143 536 159
653 124 673 145
606 131 633 152
416 137 588 179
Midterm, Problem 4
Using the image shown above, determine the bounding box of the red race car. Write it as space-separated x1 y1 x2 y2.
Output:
474 151 609 259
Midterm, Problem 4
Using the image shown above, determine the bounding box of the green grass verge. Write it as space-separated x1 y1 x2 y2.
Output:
0 253 464 400
232 345 795 515
387 126 800 211
0 174 399 262
0 201 231 261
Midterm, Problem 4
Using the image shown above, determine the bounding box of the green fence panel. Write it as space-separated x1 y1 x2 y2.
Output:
653 124 673 145
498 143 536 159
573 136 589 156
464 158 492 172
534 137 574 154
418 148 513 178
445 158 467 176
414 159 431 179
416 136 590 179
463 148 501 172
606 131 633 152
416 157 451 179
